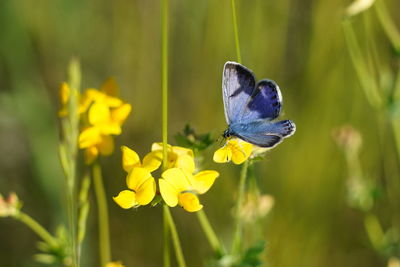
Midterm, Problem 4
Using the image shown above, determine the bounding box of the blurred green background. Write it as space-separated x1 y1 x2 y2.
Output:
1 0 399 266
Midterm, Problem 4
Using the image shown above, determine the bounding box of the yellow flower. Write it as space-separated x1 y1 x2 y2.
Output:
58 82 71 117
159 168 219 212
79 78 123 114
113 167 156 209
105 261 125 267
213 138 253 164
78 79 131 164
121 146 162 173
151 143 195 173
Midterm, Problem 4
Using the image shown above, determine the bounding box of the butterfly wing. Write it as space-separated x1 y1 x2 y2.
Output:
222 61 256 124
230 120 296 147
240 79 282 122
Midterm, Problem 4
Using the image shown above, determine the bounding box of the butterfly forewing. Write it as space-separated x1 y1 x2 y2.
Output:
222 61 256 124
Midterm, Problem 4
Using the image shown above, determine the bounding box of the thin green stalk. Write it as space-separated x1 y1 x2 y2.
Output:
65 59 81 267
197 209 224 256
231 160 249 255
77 173 91 262
163 209 171 267
162 0 169 169
92 163 111 267
15 211 58 248
342 20 382 109
163 205 187 267
389 119 400 227
364 213 384 250
231 0 242 63
161 0 172 266
375 0 400 52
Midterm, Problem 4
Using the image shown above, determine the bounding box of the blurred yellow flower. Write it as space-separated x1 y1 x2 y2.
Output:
113 167 156 209
105 261 125 267
159 168 219 212
213 138 253 164
58 82 71 117
78 78 131 164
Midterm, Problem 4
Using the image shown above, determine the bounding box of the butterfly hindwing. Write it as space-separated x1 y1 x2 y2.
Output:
230 120 296 147
222 61 256 124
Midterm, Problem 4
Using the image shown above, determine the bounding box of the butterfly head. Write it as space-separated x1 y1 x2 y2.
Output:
222 128 233 139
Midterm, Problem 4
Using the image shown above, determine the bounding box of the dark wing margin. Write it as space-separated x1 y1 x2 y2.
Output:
222 61 256 124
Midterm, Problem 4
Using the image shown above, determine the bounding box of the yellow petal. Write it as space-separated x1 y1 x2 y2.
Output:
172 146 194 158
79 89 106 114
142 151 162 172
84 146 99 165
178 192 203 212
126 167 153 191
113 190 137 209
79 127 102 148
59 82 70 105
105 261 125 267
159 179 179 207
213 146 232 163
98 122 122 135
151 142 172 151
88 101 111 125
58 107 68 118
161 168 191 193
111 103 131 125
98 135 114 155
230 139 253 165
174 154 195 173
121 146 141 172
104 96 123 108
191 170 219 194
136 178 156 205
101 77 119 97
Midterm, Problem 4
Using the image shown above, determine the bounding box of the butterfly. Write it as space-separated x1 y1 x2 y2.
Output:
222 61 296 148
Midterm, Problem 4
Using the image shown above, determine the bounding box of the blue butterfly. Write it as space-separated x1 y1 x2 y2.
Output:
222 61 296 148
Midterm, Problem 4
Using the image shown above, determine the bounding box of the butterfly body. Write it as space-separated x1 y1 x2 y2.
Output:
222 61 295 148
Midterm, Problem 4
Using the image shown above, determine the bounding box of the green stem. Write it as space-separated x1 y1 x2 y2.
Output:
364 213 384 250
389 119 400 227
162 0 169 169
64 59 81 267
163 205 187 267
15 211 58 248
231 0 242 63
342 20 382 109
92 163 111 267
161 0 173 266
375 0 400 52
197 209 224 256
163 208 171 267
231 160 249 255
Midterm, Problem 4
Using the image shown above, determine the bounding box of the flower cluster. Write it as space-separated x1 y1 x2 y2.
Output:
59 78 131 164
113 143 219 212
